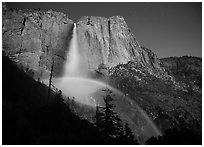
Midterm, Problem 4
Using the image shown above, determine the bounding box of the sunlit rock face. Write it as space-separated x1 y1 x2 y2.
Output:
3 9 172 82
77 16 168 78
2 9 74 79
77 16 137 69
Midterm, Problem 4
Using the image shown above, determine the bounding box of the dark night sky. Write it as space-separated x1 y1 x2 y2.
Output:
7 2 202 58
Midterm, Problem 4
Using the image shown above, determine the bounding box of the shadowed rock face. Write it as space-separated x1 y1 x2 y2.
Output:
3 9 74 79
160 56 202 93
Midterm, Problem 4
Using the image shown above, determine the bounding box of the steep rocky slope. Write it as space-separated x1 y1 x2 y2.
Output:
108 61 201 136
3 8 74 79
160 56 202 94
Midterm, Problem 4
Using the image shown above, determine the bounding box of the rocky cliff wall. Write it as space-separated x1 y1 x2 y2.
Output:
76 16 168 77
3 9 74 79
3 8 175 84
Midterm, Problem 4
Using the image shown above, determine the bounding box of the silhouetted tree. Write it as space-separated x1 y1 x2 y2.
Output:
102 89 124 139
70 97 76 112
124 123 136 144
47 59 54 101
56 90 64 103
87 16 90 25
95 89 138 144
95 104 104 131
65 97 70 109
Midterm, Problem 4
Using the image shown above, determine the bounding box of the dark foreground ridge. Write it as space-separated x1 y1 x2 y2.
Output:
2 55 139 145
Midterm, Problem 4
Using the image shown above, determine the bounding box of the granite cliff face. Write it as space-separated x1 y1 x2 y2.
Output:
77 16 169 79
3 8 173 83
3 9 74 79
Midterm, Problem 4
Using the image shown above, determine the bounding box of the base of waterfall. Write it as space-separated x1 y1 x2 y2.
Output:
42 76 161 140
52 77 110 106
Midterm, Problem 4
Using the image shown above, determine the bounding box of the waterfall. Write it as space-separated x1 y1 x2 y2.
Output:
64 23 79 77
63 23 89 78
53 23 105 105
49 23 161 138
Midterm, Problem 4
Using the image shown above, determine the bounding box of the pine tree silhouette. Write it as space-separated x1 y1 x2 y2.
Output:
70 97 76 112
94 88 138 144
65 97 70 109
102 89 123 139
124 123 138 144
95 104 104 132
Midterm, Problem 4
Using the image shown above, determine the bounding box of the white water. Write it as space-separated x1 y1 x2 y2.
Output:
50 23 161 138
64 23 80 77
63 23 89 78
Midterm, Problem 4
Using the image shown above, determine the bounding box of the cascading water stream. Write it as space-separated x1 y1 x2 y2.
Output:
64 23 80 77
51 23 161 138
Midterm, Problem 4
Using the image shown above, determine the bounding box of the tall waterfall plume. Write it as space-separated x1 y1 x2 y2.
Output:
64 23 80 77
